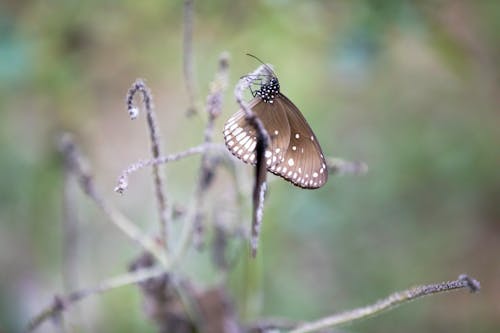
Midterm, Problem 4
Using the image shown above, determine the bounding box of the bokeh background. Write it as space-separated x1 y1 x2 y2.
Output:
1 1 499 332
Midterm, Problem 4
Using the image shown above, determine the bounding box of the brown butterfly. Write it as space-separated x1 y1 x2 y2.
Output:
224 56 328 189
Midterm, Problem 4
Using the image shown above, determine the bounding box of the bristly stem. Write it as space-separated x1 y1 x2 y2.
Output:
289 274 480 333
114 143 224 194
183 0 198 115
126 79 169 250
234 64 272 257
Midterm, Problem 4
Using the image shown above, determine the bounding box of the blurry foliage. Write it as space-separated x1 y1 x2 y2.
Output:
0 0 498 332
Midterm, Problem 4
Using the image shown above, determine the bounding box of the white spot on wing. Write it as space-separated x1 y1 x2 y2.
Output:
240 135 250 146
295 133 300 139
233 127 243 136
236 132 246 141
287 158 294 166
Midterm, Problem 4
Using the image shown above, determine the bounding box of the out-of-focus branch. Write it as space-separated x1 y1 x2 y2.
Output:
61 151 80 293
326 157 368 176
126 79 170 248
234 64 272 257
289 274 480 333
26 266 166 332
183 0 198 115
192 52 230 248
58 134 169 268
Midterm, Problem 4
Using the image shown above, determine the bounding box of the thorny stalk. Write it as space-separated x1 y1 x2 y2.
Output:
126 79 170 249
289 274 480 333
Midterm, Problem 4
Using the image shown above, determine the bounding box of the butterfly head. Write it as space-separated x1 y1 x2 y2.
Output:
255 77 280 104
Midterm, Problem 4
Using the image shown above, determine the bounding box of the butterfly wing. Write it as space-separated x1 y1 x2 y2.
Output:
267 94 328 189
223 94 328 189
223 98 291 167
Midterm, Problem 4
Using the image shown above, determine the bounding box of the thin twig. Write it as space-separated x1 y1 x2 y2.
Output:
234 64 272 257
192 52 230 247
183 0 198 115
61 147 80 293
126 79 169 248
327 157 368 176
58 134 169 268
114 143 224 194
26 266 166 332
289 274 480 333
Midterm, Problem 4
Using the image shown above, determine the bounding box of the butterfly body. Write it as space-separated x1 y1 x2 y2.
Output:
224 75 328 189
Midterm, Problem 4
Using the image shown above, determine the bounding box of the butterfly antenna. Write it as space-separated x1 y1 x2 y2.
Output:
246 53 276 77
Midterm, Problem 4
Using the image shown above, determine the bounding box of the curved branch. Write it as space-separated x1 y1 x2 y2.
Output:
126 79 169 247
289 274 480 333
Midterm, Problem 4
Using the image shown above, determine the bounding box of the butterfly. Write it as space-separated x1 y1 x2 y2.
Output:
223 56 328 189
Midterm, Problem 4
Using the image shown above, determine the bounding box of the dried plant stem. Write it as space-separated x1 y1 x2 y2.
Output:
192 53 230 247
289 274 480 333
183 0 198 114
234 64 272 257
26 266 165 332
126 79 169 248
115 143 223 194
59 134 169 268
61 162 79 293
114 142 227 268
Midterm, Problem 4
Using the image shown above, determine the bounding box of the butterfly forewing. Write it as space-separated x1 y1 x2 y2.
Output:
224 98 291 167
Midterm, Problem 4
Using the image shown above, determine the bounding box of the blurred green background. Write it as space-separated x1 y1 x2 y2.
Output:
1 0 499 332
